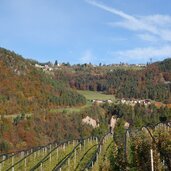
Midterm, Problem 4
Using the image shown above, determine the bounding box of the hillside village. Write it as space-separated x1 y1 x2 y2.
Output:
34 60 147 71
120 98 152 106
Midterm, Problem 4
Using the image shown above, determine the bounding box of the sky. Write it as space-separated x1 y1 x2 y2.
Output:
0 0 171 64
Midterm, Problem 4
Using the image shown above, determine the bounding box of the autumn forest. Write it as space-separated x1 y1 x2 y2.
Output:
0 48 171 170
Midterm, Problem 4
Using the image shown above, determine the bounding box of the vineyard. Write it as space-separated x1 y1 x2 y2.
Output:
111 122 171 171
0 134 112 171
0 122 170 171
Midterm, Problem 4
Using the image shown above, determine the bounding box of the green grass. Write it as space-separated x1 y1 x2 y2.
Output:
50 102 92 114
100 65 145 71
21 138 97 171
1 135 113 171
1 143 60 171
35 141 77 171
74 145 97 171
62 138 98 171
77 90 115 101
1 141 78 171
92 134 113 171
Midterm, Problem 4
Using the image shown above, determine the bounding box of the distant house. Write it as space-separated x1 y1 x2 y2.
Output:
120 98 151 106
92 99 113 104
44 65 53 71
35 64 53 71
106 99 113 103
93 100 104 104
35 64 44 69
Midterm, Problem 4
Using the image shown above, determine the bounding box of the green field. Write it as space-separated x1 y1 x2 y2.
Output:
50 103 91 114
100 65 145 71
77 90 115 101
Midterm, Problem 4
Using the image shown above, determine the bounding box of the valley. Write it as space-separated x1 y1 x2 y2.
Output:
0 48 171 170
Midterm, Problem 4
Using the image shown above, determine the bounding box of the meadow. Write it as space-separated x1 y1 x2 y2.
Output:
77 90 116 101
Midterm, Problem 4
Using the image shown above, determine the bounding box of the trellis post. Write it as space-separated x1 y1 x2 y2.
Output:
150 149 154 171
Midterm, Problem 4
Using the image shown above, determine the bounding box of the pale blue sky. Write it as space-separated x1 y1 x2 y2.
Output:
0 0 171 64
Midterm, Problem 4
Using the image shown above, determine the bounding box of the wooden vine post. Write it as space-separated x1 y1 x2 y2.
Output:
150 149 154 171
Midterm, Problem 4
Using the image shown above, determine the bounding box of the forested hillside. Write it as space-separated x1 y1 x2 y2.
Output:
0 48 86 115
156 58 171 72
0 47 170 159
56 59 171 103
